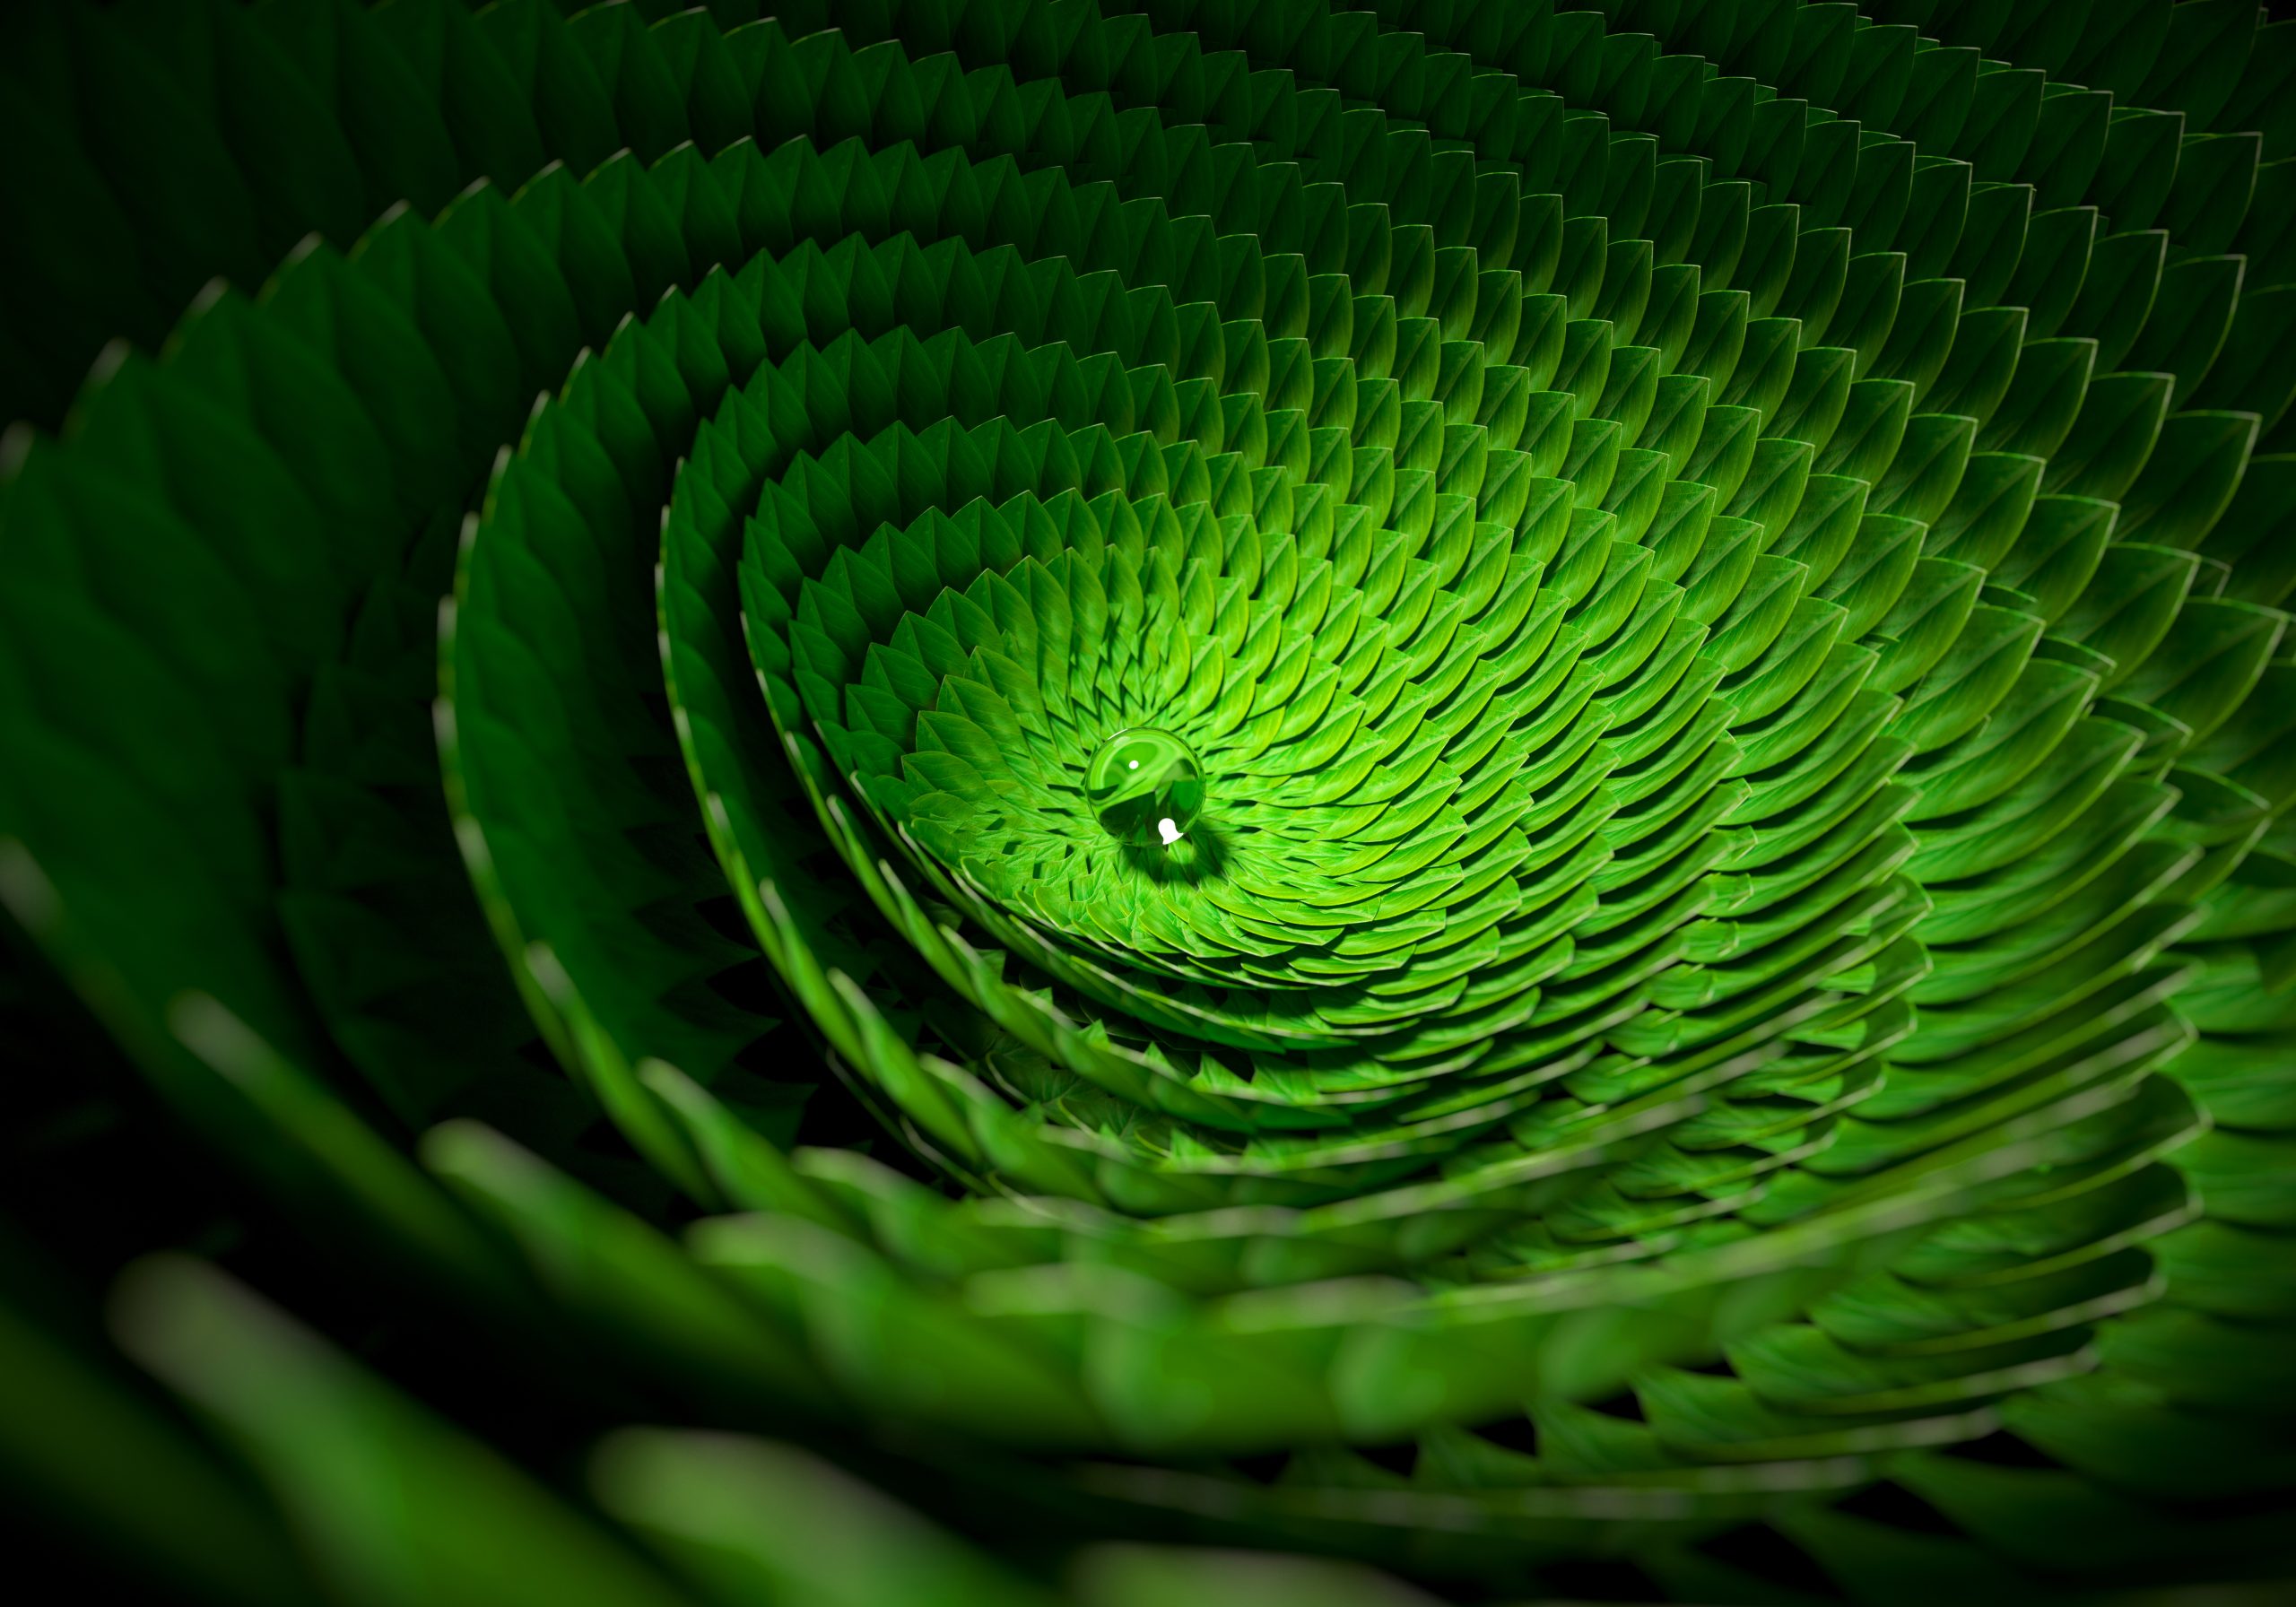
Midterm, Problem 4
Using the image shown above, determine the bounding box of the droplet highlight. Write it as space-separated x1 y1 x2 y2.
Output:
1085 728 1205 847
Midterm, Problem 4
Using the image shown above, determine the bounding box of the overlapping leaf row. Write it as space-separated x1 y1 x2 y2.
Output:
0 0 2290 1599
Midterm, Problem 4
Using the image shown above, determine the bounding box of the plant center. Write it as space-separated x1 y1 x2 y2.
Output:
1084 727 1207 847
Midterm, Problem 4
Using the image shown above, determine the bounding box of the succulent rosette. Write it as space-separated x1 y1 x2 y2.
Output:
3 0 2293 1602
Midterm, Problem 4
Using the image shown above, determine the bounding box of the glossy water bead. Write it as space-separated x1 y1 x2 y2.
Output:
1084 727 1206 847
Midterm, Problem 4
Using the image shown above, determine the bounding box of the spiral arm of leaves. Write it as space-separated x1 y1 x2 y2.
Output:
2 0 2294 1603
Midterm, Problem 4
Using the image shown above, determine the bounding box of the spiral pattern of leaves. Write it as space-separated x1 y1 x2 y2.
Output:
3 2 2293 1603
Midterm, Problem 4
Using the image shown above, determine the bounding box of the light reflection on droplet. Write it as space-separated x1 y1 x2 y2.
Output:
1084 728 1205 847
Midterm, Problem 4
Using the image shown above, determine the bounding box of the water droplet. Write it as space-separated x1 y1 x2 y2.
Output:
1085 727 1205 847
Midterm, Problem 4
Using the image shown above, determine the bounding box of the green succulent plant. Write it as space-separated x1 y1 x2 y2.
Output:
3 0 2294 1603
